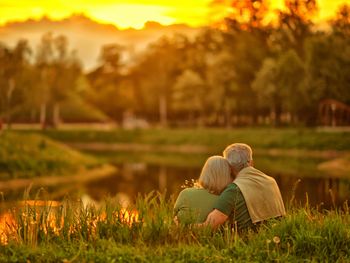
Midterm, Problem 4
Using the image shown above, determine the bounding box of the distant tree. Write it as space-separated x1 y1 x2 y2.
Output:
252 50 304 125
131 35 187 126
87 43 135 122
301 33 350 124
172 69 205 125
0 40 31 127
332 4 350 37
36 33 82 128
207 50 237 126
273 0 318 56
180 29 223 125
220 28 269 124
210 0 270 29
210 0 271 124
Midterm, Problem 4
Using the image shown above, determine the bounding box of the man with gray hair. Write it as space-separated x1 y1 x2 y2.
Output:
204 143 286 231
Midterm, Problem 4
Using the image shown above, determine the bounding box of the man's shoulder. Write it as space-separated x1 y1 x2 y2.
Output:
223 183 241 193
242 166 276 181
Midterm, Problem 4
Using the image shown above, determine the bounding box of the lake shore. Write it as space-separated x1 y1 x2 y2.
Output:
18 127 350 151
0 193 349 262
15 128 350 179
0 164 116 191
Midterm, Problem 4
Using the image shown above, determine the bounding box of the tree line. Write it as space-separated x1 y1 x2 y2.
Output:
1 0 350 128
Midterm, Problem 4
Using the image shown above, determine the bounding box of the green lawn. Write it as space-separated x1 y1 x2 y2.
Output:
25 127 350 151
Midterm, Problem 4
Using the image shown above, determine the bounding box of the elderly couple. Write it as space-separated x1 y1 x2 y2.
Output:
174 143 286 231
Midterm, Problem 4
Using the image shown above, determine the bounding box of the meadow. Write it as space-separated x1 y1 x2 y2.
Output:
20 127 350 151
25 127 350 179
0 129 349 261
0 192 349 262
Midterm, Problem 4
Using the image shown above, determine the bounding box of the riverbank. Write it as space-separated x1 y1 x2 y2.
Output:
0 164 116 191
0 193 349 262
0 131 103 180
20 127 350 151
16 128 350 179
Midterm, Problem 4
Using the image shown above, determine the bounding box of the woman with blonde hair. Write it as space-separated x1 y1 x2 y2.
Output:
174 155 233 223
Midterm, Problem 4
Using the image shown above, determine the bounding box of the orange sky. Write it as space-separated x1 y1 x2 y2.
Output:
0 0 348 29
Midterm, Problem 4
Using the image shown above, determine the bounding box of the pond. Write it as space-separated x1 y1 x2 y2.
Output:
1 150 350 209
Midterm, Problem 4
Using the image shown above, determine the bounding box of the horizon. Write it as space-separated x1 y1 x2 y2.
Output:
0 13 196 31
0 0 349 30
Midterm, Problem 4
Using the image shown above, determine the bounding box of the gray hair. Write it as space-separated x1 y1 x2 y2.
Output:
198 156 232 194
223 143 253 172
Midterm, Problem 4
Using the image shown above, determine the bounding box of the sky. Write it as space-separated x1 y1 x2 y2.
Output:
0 0 348 29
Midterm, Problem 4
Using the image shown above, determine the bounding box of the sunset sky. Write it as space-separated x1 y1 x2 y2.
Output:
0 0 348 29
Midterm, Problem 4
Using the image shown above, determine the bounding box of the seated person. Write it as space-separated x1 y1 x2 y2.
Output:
174 155 233 224
204 143 286 231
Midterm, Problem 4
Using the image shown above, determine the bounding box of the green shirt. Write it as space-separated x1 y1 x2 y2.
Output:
174 187 218 223
214 183 253 231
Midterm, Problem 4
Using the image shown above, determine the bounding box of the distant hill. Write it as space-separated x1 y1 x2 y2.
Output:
0 14 201 71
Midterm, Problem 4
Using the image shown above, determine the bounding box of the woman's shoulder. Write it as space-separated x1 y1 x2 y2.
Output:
180 187 220 198
178 187 213 197
179 187 205 195
175 187 202 207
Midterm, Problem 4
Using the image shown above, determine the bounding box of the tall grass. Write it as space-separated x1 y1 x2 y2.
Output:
0 191 349 262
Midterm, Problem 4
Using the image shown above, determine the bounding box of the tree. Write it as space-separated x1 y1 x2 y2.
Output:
207 50 237 126
273 0 318 56
0 40 31 127
172 69 205 125
210 0 270 29
35 33 82 128
87 43 135 122
252 50 304 125
131 35 187 126
332 4 350 37
301 33 350 124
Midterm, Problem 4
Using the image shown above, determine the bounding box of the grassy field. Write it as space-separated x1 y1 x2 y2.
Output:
15 127 350 179
0 131 100 180
23 127 350 151
28 127 350 179
1 129 349 261
0 193 349 262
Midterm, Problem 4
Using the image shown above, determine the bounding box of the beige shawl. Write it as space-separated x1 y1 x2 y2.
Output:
234 166 286 223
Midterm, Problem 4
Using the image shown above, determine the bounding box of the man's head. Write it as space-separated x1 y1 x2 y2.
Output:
223 143 253 175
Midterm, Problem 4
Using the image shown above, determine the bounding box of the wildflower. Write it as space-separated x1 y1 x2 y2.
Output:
266 239 271 244
273 236 280 244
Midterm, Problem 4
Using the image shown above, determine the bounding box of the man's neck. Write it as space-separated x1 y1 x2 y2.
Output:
235 165 253 176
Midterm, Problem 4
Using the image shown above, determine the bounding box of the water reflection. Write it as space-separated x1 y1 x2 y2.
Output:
1 155 349 209
82 162 349 208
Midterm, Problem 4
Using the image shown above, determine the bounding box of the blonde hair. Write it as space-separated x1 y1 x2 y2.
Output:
198 156 233 194
223 143 253 172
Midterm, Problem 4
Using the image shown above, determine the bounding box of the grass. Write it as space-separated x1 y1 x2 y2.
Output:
1 128 348 261
31 127 350 179
0 131 100 180
0 192 349 262
23 127 350 151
